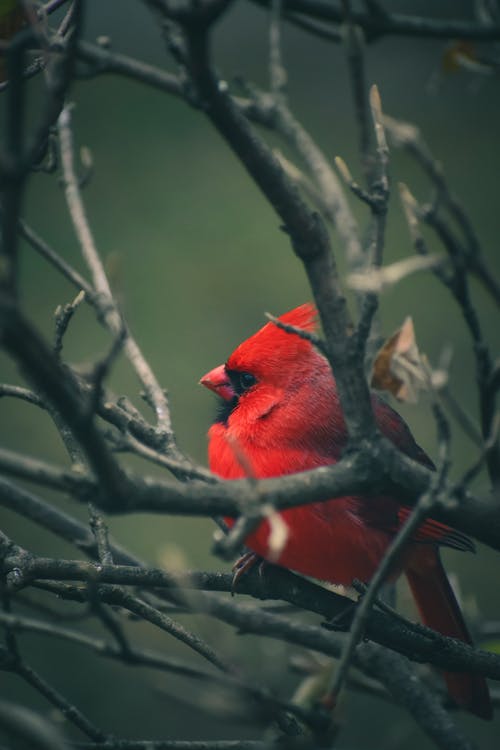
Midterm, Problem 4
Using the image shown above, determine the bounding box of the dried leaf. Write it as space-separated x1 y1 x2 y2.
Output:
442 41 493 75
371 317 430 403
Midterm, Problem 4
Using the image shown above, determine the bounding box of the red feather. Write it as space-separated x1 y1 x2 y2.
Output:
201 304 492 719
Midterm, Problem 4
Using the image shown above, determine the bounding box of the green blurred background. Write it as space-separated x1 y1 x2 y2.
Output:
1 0 500 747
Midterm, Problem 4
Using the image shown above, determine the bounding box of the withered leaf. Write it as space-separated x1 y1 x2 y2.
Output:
442 40 493 75
371 317 429 403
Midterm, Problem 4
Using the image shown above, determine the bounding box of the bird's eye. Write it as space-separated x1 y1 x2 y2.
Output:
226 369 257 396
239 372 257 390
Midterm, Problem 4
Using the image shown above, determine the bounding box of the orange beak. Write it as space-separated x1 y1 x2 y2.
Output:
199 364 235 401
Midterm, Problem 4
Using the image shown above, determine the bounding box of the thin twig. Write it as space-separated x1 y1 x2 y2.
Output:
53 289 86 358
399 182 499 482
355 85 389 347
15 661 107 741
269 0 287 98
88 504 113 566
325 430 450 705
250 0 500 42
1 437 499 553
0 383 44 408
264 311 326 353
57 105 178 449
4 547 500 680
341 0 372 175
0 475 142 566
19 218 96 296
386 114 500 308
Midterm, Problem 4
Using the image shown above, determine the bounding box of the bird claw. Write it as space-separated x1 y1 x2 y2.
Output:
231 551 264 594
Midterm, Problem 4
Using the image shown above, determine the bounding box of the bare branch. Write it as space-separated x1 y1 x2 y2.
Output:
1 435 500 553
175 6 377 447
250 0 500 42
3 548 500 681
19 218 96 297
54 289 86 358
398 182 500 482
0 304 128 504
1 3 498 746
12 660 106 741
387 114 500 308
325 401 451 706
0 475 140 566
341 1 372 173
57 105 179 451
0 383 44 408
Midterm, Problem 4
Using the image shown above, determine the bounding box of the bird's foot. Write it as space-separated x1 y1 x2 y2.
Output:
231 551 264 594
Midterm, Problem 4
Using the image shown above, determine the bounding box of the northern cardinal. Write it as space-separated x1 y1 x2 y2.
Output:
201 304 491 719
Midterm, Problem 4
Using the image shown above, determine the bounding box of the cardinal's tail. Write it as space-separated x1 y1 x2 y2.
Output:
406 548 492 720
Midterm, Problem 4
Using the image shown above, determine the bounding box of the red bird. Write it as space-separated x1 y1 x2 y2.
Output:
201 304 491 719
